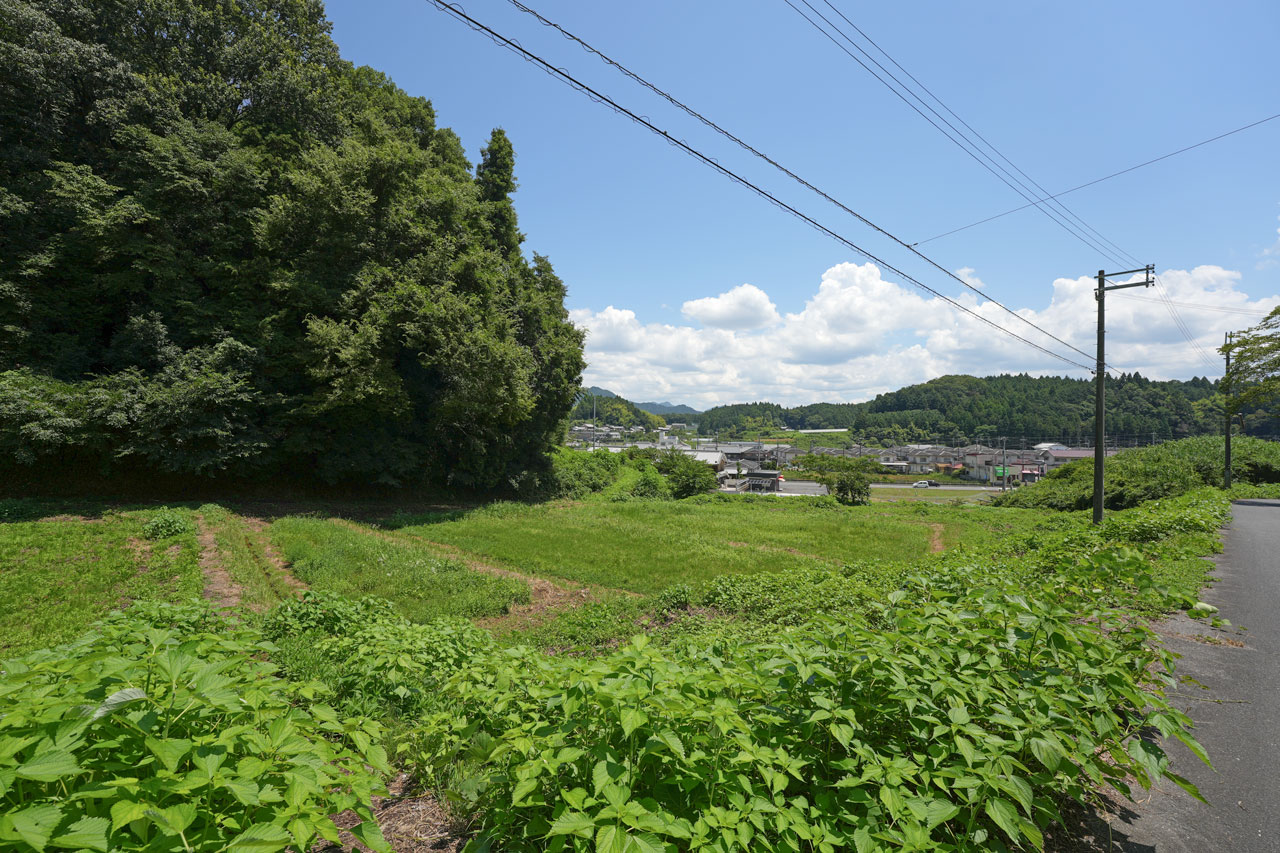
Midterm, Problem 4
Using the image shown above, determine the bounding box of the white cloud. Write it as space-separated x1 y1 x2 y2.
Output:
681 283 780 330
571 262 1280 409
955 266 986 289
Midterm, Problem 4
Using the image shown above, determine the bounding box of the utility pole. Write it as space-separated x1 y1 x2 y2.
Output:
1224 331 1234 488
1092 265 1155 524
1000 436 1007 492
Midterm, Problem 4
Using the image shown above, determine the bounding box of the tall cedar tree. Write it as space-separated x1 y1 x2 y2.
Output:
0 0 584 489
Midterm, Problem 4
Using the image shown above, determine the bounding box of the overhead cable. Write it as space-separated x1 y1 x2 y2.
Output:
784 0 1131 267
424 1 1096 373
500 0 1098 365
913 111 1280 247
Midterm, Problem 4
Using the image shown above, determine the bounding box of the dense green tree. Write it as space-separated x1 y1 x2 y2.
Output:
655 449 717 498
1223 307 1280 416
0 0 584 489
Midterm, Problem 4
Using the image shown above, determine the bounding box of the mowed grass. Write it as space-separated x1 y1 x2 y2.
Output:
268 517 529 622
871 487 991 504
0 510 202 656
386 496 984 594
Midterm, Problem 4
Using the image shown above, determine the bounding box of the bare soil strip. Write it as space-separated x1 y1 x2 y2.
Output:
329 774 466 852
240 516 308 594
929 523 946 553
195 513 242 610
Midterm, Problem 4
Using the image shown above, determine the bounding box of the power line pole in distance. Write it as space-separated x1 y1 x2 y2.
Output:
1093 265 1155 524
1224 331 1234 488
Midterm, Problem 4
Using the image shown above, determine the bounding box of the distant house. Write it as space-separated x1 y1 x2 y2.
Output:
684 450 727 472
1038 447 1120 472
1033 442 1069 452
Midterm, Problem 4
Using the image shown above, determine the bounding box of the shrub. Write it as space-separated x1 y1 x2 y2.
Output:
995 436 1280 511
141 508 194 540
550 448 625 498
654 450 717 498
261 590 401 640
0 604 390 852
315 619 494 717
627 465 671 500
405 552 1206 853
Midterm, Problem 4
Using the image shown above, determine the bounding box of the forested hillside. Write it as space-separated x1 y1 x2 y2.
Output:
0 0 584 489
568 391 664 430
698 373 1276 443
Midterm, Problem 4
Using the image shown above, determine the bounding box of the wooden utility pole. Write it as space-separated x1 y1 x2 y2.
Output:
1092 265 1155 524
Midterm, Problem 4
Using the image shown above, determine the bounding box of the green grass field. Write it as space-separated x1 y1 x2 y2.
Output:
382 495 1009 594
268 516 530 621
870 487 990 503
0 509 202 656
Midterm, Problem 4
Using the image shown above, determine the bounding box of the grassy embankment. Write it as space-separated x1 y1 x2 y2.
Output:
0 507 202 656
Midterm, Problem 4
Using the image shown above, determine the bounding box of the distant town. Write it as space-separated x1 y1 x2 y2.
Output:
567 421 1119 495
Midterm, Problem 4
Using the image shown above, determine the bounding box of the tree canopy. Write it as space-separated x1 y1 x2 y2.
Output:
0 0 584 490
1223 307 1280 415
697 373 1274 444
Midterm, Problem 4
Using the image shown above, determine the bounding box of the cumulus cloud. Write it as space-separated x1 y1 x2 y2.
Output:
571 262 1279 409
681 283 781 330
955 267 986 289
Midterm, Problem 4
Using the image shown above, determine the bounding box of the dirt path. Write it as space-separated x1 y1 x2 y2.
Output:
929 523 946 553
195 513 242 610
241 516 308 593
326 518 610 631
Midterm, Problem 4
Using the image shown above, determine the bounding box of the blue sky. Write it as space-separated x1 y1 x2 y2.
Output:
324 0 1280 407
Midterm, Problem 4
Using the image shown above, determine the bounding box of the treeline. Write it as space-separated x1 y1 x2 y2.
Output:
0 0 583 490
698 374 1277 443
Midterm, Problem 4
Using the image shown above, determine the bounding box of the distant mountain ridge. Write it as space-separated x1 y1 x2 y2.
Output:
579 387 701 417
636 401 700 416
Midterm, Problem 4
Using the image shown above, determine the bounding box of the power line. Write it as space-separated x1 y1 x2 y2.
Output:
424 1 1096 373
789 1 1224 372
1109 292 1275 318
500 0 1098 366
814 0 1136 262
784 0 1132 268
913 111 1280 247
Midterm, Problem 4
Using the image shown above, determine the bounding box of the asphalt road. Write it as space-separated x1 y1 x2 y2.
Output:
868 483 1002 491
1081 499 1280 852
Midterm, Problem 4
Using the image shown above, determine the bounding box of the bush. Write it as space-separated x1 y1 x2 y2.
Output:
654 450 717 499
627 465 671 500
406 552 1205 853
261 590 401 640
141 508 194 540
0 604 390 852
550 448 626 498
995 436 1280 511
315 619 494 717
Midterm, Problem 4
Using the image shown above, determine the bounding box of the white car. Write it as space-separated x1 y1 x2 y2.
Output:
911 480 931 488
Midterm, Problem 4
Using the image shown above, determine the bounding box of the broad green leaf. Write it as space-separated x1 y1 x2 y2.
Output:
110 799 150 832
148 803 196 835
625 831 666 853
50 816 109 852
512 777 538 805
90 688 148 720
595 825 627 853
15 750 80 782
1164 771 1208 804
1172 729 1213 770
145 737 191 774
228 823 292 852
5 803 64 852
347 819 390 853
620 709 648 739
546 811 596 838
1029 737 1062 772
983 797 1021 843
